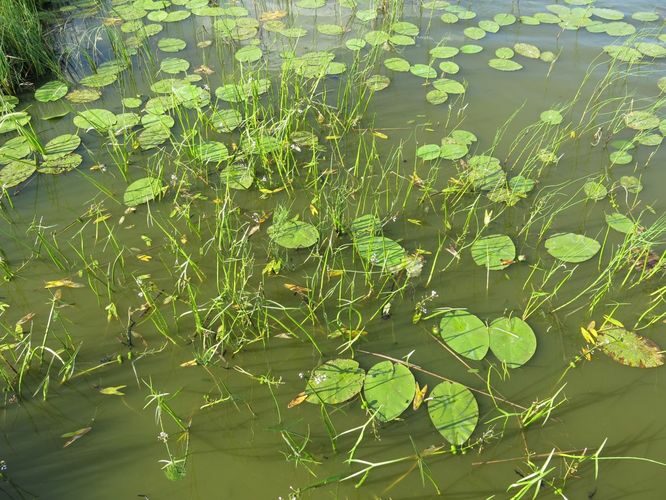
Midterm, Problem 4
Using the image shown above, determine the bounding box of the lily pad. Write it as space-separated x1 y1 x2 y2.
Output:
439 310 489 360
428 381 478 445
583 181 607 201
354 235 406 272
220 163 254 190
545 233 600 263
384 57 411 72
599 327 664 368
43 134 81 158
540 109 563 125
489 316 537 368
268 220 319 249
410 64 437 79
624 111 659 131
488 59 523 71
471 234 516 270
123 177 163 206
366 75 390 91
35 81 68 103
514 43 541 59
38 153 83 174
235 45 263 63
73 109 117 132
0 159 36 188
362 361 415 422
605 213 636 234
305 359 365 404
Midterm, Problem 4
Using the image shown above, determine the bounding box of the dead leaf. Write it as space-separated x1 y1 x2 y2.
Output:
288 391 307 408
62 426 92 448
44 279 84 289
99 385 126 396
413 382 427 410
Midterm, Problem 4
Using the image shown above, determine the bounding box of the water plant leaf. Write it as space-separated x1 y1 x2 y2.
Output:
514 43 541 59
365 75 390 91
540 109 563 125
467 155 505 190
409 64 437 79
427 381 478 445
439 310 489 360
489 316 537 368
268 220 319 249
545 233 600 263
362 361 415 422
35 81 68 103
605 213 636 234
583 181 607 201
305 359 365 404
99 385 126 396
221 163 254 190
38 153 83 174
158 37 187 52
619 176 642 194
384 57 411 72
439 138 468 160
430 46 459 59
364 30 389 46
0 137 31 165
0 112 31 134
73 109 117 132
624 111 659 131
416 144 441 160
317 24 345 36
43 134 81 158
463 27 485 40
123 177 163 206
599 327 664 368
160 57 190 74
495 47 514 59
426 90 448 105
0 159 36 188
471 234 516 270
354 235 406 272
488 59 522 71
432 79 465 94
349 215 381 238
460 44 483 54
235 45 263 63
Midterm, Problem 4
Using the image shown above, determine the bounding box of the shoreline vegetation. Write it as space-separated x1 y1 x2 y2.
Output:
0 0 61 91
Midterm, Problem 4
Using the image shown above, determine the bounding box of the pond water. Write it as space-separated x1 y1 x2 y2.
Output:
1 0 665 498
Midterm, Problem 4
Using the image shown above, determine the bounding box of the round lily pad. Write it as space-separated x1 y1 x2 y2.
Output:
488 59 523 71
428 381 478 445
600 327 664 368
349 214 381 237
439 310 489 360
363 361 415 422
467 155 505 190
605 213 636 234
489 316 537 368
410 64 437 79
540 109 563 125
545 233 600 263
0 159 36 188
158 37 187 52
235 45 263 63
583 181 607 201
354 235 406 272
624 111 659 131
73 109 117 132
305 359 365 404
43 134 81 158
123 177 163 206
35 81 68 103
160 57 190 74
268 220 319 249
38 153 83 174
384 58 411 72
0 137 31 164
430 46 459 59
514 43 541 59
364 30 390 46
366 75 390 91
471 234 516 270
220 163 254 190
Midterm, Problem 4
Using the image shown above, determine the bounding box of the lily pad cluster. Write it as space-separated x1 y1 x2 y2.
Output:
438 310 537 368
299 358 480 445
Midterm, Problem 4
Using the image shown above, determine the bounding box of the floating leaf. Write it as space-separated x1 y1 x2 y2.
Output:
305 359 365 404
73 109 117 132
605 213 636 234
365 75 390 91
99 385 126 396
599 327 664 368
235 45 263 63
467 155 505 190
488 58 523 71
160 57 190 74
428 381 478 445
35 81 68 103
489 316 537 368
38 153 83 174
545 233 600 263
439 310 489 360
384 57 411 72
410 64 437 79
62 426 92 448
417 144 442 160
514 43 541 59
0 159 36 188
43 134 81 159
350 214 381 237
583 181 607 201
624 111 659 131
363 361 415 422
220 163 254 190
268 220 319 249
471 234 516 270
123 177 163 206
540 109 563 125
354 235 406 272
